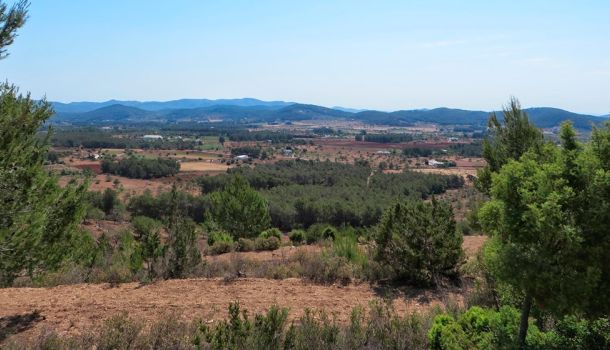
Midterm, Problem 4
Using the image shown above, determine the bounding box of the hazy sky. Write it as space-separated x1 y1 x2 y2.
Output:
3 1 609 114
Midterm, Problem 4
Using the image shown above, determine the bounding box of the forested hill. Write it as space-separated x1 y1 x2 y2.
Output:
50 99 607 129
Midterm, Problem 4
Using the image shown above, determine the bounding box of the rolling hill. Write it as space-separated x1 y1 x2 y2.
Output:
50 99 607 129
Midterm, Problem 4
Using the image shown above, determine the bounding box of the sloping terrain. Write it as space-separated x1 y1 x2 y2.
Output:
0 236 486 342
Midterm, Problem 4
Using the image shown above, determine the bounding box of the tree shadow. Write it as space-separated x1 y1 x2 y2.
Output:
0 311 44 342
372 280 465 306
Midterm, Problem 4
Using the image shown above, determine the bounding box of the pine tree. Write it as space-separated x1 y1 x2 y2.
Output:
374 199 463 286
477 97 543 194
208 175 271 238
0 1 89 286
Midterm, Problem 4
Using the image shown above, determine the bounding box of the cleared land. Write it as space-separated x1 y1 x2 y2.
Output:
0 236 485 341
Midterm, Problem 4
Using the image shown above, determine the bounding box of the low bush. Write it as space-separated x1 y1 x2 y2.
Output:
254 236 281 251
305 223 336 244
11 302 435 350
296 251 355 285
237 238 255 252
288 229 305 245
209 241 235 255
207 231 233 246
259 227 282 240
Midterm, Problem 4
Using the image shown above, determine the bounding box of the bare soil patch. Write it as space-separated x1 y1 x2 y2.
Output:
0 278 464 340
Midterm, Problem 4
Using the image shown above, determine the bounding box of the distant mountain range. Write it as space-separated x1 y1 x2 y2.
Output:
50 98 608 129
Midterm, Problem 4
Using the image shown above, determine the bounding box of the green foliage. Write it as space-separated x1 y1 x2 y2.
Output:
199 160 464 230
254 236 281 251
0 83 89 286
101 156 180 179
288 229 305 245
477 97 543 193
374 199 463 286
209 240 235 255
237 238 255 252
164 188 201 278
428 306 541 350
259 227 282 240
208 231 234 246
208 176 271 238
131 216 164 278
0 0 28 59
332 232 368 267
128 189 209 223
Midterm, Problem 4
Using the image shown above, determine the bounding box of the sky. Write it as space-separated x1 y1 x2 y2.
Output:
2 0 609 114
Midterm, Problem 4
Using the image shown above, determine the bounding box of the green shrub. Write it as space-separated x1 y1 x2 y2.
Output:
209 241 235 255
332 234 368 267
297 251 354 285
254 236 280 251
259 228 282 240
207 231 234 246
237 238 255 252
428 306 552 350
86 207 105 221
288 229 305 245
305 224 336 244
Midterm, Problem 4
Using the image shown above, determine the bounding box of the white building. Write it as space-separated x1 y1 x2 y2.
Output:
143 134 163 140
234 155 249 161
428 159 445 167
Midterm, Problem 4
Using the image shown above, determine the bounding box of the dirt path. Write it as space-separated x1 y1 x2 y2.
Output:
0 278 465 341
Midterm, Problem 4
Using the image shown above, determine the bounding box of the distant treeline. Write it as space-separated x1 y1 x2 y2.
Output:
101 156 180 179
357 133 414 143
48 127 309 149
49 129 199 150
198 160 464 229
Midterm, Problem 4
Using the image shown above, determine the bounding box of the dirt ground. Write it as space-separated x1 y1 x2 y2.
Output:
179 160 229 172
0 278 464 341
0 236 486 342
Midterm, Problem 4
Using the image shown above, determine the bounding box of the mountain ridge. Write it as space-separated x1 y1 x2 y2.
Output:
50 99 608 129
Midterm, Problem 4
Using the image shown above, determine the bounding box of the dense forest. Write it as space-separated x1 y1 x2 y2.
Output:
198 160 464 229
101 156 180 178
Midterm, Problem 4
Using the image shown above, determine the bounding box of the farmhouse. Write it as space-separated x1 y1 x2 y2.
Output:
234 155 249 161
427 159 445 167
376 150 391 155
143 134 163 140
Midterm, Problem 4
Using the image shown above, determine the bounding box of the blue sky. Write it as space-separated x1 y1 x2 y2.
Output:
3 1 609 114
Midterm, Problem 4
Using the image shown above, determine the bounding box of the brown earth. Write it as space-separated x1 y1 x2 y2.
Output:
0 236 486 342
0 278 464 341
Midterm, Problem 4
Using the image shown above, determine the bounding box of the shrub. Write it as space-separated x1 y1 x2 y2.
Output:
207 231 234 246
297 251 354 285
288 230 305 245
305 223 336 244
332 234 368 267
237 238 255 252
209 241 235 255
254 236 281 251
86 207 105 221
259 228 282 240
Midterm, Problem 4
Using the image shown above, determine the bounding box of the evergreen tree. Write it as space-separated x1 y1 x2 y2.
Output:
479 122 610 347
0 0 27 59
374 199 463 286
0 2 89 285
208 175 271 238
165 186 201 278
477 97 543 194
